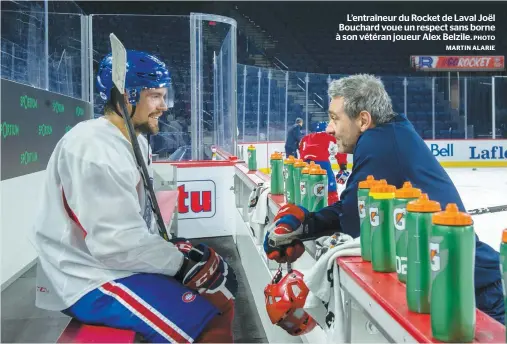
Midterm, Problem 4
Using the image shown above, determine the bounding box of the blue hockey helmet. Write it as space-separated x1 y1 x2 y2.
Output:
96 49 174 108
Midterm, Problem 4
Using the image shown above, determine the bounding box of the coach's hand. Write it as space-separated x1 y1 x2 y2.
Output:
182 244 237 314
263 204 309 263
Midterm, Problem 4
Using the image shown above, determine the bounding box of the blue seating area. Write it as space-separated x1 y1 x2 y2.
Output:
236 69 465 140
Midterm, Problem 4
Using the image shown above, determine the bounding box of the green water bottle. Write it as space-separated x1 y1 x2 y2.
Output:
284 155 296 204
293 160 305 206
500 229 507 343
357 175 377 262
300 162 315 208
430 203 475 342
270 152 284 195
369 180 397 273
247 145 257 171
307 166 327 212
406 194 441 313
393 182 421 283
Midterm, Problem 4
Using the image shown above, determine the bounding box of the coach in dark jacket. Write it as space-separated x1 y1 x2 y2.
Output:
266 74 505 324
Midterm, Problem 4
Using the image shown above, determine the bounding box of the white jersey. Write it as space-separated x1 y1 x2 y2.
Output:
29 117 183 311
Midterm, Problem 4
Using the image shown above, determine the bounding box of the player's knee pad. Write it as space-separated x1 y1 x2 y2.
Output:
195 301 234 343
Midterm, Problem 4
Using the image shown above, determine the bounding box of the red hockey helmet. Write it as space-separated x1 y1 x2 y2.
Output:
264 268 317 336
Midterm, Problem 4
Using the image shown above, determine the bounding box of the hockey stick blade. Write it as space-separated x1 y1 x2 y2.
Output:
109 33 170 242
468 204 507 216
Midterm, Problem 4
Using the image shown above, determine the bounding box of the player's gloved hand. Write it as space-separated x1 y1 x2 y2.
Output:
182 244 237 314
263 204 309 263
169 237 193 255
336 170 350 185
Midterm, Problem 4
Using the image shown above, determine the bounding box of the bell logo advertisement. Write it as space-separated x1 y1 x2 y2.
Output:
177 180 216 219
430 143 454 157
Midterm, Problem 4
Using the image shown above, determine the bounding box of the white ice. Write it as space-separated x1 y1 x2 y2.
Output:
445 167 507 252
335 167 506 251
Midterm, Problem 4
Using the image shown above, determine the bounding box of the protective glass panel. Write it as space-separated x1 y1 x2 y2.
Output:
239 64 258 143
380 76 406 120
494 77 507 139
287 70 309 151
91 15 191 161
1 5 85 100
432 76 460 139
466 77 494 139
47 13 84 99
215 27 234 155
208 16 237 160
237 64 246 143
258 68 269 143
307 72 329 131
266 69 287 166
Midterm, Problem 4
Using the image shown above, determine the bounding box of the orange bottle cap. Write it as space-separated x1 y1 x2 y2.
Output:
248 145 256 150
284 155 296 164
301 164 310 174
432 203 473 226
502 229 507 244
358 175 376 189
395 181 422 199
294 159 306 168
407 194 441 213
310 166 327 175
270 152 283 160
370 183 396 194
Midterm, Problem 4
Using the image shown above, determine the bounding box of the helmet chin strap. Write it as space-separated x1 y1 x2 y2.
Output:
113 102 151 164
114 104 137 119
127 105 152 165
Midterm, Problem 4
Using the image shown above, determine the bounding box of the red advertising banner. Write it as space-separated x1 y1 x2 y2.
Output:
411 56 505 71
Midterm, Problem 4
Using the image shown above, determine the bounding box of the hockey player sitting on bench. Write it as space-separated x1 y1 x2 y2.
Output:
29 50 238 343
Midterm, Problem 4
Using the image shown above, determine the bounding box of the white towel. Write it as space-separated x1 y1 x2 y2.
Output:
303 235 361 343
248 183 270 224
248 183 270 243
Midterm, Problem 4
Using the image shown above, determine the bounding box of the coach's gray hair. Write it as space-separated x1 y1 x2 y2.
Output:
328 74 395 125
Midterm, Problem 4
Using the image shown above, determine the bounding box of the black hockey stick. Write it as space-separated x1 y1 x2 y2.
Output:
109 33 169 242
467 205 507 216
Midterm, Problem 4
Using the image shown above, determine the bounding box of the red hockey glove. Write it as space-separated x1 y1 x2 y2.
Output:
182 244 237 314
169 237 193 255
263 204 309 263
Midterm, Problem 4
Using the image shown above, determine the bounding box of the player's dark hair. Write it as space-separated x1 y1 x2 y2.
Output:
104 87 122 114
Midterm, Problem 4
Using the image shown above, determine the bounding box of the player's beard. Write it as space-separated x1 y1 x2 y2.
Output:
134 113 160 135
134 122 153 134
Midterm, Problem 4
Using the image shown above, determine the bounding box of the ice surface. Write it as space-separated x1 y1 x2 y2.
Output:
445 167 507 252
336 167 506 251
